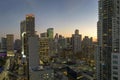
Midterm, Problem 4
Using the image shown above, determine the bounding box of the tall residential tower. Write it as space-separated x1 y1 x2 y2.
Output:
97 0 120 80
111 0 120 80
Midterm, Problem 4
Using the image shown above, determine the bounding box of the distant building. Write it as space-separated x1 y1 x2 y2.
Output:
82 36 93 46
26 14 35 36
54 33 59 54
20 14 36 80
14 39 21 50
47 28 54 39
20 14 35 56
6 34 14 56
1 37 7 51
66 37 72 50
20 20 26 40
58 35 67 49
82 36 93 59
39 37 49 62
40 32 47 38
72 29 82 54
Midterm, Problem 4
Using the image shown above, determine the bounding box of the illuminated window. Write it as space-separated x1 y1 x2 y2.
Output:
103 33 107 36
109 29 112 32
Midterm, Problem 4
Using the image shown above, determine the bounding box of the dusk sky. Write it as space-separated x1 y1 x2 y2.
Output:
0 0 98 40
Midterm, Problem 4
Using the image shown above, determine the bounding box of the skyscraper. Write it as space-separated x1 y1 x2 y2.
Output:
72 29 82 54
20 14 36 80
47 28 54 39
82 36 93 59
111 0 120 80
1 37 7 51
97 0 120 80
6 34 14 56
39 36 49 62
20 20 26 40
26 14 35 36
47 28 54 56
20 14 35 55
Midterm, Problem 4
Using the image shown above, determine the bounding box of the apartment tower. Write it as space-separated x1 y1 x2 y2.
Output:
97 0 120 80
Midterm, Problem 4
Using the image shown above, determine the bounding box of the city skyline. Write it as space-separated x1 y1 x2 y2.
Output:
0 0 97 41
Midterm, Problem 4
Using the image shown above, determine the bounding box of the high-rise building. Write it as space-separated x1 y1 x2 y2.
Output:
6 34 14 56
97 0 120 80
53 33 59 55
14 39 21 50
20 20 26 40
1 37 7 51
72 29 82 54
82 36 93 59
47 28 54 56
111 0 120 80
47 28 54 39
20 14 35 56
58 35 67 49
39 37 49 62
26 14 35 36
20 14 36 80
66 37 72 49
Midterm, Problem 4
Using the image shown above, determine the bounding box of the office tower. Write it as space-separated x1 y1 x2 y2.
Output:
20 14 35 55
47 28 54 39
47 28 54 56
58 35 67 49
20 14 36 80
58 35 67 54
39 37 49 62
66 37 72 49
72 29 82 54
97 0 120 80
26 14 35 36
54 33 59 54
6 34 14 56
14 39 21 50
20 20 26 40
1 37 7 51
